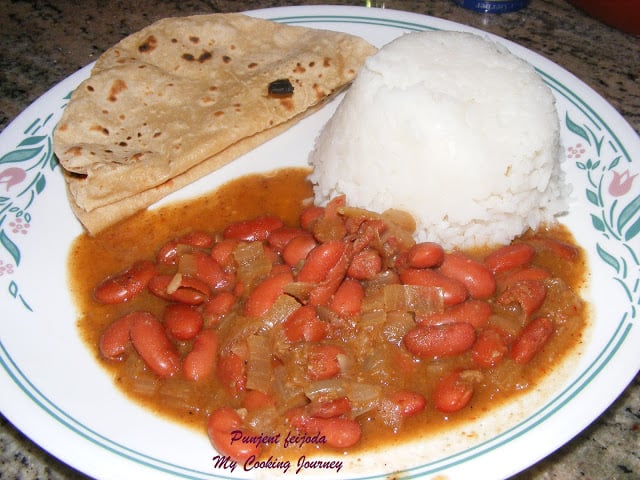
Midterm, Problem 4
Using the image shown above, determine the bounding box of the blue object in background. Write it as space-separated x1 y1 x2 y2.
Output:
454 0 530 13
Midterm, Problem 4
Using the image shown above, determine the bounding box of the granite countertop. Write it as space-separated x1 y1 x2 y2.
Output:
1 0 638 479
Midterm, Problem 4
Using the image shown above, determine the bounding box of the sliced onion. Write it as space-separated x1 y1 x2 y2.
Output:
347 382 382 403
487 314 521 337
361 352 387 373
460 369 484 383
382 311 415 344
218 314 261 353
124 357 160 395
283 282 314 303
229 339 248 358
382 284 406 312
377 396 404 432
359 310 387 329
383 284 443 314
336 353 352 374
177 252 197 276
158 380 202 412
316 305 340 324
312 216 347 242
346 382 383 417
258 294 301 334
246 405 279 432
166 272 182 294
233 242 271 292
408 285 444 314
381 208 416 233
363 270 401 291
246 334 272 394
273 365 306 410
304 378 347 401
339 206 382 221
360 289 386 313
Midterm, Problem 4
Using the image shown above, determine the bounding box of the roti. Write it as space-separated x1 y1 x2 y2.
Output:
53 13 376 234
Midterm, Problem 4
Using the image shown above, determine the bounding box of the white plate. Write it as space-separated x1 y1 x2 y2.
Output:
1 5 638 480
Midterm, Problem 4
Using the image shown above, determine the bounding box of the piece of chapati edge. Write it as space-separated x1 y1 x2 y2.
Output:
53 13 376 234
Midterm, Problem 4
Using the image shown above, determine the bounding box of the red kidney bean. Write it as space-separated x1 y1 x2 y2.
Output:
405 242 445 269
343 215 366 236
169 275 211 304
307 344 345 380
498 266 551 287
207 407 262 462
283 305 327 342
404 322 476 358
203 291 236 321
148 274 210 305
299 206 325 230
308 397 351 419
329 278 364 316
210 238 239 268
217 352 246 393
510 316 554 364
399 268 468 306
439 252 496 300
267 226 309 251
99 313 135 360
129 312 180 378
163 304 203 341
347 248 382 280
282 234 317 267
388 390 427 416
93 260 156 304
183 329 218 381
307 247 351 307
297 240 345 283
223 216 284 242
433 370 475 413
323 195 346 219
156 240 180 265
180 231 214 248
314 417 362 449
526 237 579 261
471 328 509 368
350 219 386 252
417 299 492 328
497 279 547 318
242 390 275 410
185 251 230 290
156 231 214 265
484 243 536 275
243 271 294 317
287 409 361 449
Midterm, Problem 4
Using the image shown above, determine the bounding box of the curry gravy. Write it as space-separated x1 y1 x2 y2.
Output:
69 167 588 457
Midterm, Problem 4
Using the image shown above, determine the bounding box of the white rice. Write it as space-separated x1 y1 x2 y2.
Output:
308 30 568 250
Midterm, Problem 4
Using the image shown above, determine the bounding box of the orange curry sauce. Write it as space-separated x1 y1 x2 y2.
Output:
68 167 588 458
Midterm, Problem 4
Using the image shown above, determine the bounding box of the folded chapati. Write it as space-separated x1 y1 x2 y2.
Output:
53 13 376 234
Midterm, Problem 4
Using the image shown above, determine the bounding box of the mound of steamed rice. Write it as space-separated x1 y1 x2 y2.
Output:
308 30 568 249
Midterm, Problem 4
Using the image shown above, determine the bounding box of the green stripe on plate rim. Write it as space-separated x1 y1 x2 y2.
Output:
271 14 437 32
1 12 636 480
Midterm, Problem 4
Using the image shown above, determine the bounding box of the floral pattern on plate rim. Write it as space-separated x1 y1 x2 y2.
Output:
0 92 69 312
566 113 639 321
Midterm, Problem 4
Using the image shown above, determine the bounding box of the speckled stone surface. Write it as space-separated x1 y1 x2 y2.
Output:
0 0 638 479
